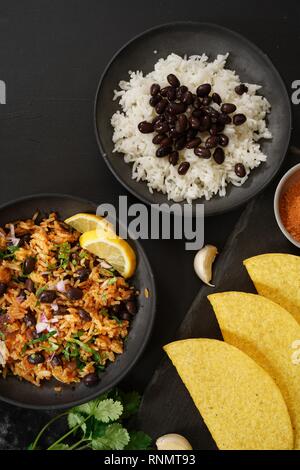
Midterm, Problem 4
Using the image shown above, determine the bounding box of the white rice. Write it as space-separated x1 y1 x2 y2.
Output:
111 53 272 203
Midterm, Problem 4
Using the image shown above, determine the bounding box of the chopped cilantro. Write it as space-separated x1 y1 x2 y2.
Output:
111 315 123 325
57 242 71 269
27 330 57 346
107 277 117 285
35 285 48 298
79 251 88 259
0 245 20 260
0 331 5 340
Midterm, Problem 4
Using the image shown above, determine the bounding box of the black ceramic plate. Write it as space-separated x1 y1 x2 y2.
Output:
95 22 291 216
0 194 156 409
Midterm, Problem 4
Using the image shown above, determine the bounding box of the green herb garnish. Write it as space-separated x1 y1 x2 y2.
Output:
57 242 71 269
28 388 151 450
111 315 123 325
25 330 57 348
107 277 117 285
0 331 5 340
0 245 20 260
35 285 48 298
79 251 88 259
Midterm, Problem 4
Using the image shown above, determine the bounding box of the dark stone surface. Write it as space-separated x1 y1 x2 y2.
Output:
0 0 299 449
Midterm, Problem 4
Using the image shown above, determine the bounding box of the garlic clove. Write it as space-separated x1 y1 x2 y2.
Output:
156 433 193 450
194 245 218 286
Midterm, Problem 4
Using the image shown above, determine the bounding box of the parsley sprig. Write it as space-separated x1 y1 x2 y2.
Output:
57 242 71 269
29 389 151 450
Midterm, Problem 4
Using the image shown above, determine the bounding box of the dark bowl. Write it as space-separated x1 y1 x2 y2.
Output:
0 194 156 409
95 22 291 216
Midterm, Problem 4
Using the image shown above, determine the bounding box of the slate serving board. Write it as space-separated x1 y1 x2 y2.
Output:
137 176 299 450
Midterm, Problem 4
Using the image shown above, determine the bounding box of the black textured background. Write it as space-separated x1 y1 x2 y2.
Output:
0 0 299 449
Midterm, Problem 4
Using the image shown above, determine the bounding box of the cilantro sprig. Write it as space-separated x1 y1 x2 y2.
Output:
29 389 151 450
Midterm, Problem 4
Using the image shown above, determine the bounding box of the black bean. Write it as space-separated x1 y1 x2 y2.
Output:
212 92 222 105
167 102 186 115
119 311 131 321
152 114 165 125
152 134 165 145
196 83 211 97
149 95 161 107
218 113 232 124
154 121 169 134
209 124 218 136
155 99 168 115
125 299 137 315
216 121 225 133
199 115 211 131
175 114 188 133
111 303 122 315
24 311 36 327
178 162 190 175
75 267 90 282
205 135 219 148
218 134 229 147
194 147 211 159
166 87 177 101
193 97 203 109
23 257 36 275
167 73 180 87
83 372 99 387
221 103 237 114
204 106 220 120
235 163 246 177
78 308 92 322
189 116 201 129
165 113 177 125
202 96 212 106
169 151 179 166
182 91 194 105
25 278 35 293
235 84 248 95
174 135 187 151
53 305 69 316
66 287 83 300
160 136 173 147
18 233 31 247
51 355 62 367
150 83 160 96
39 290 57 303
233 113 247 126
192 109 203 119
186 138 202 149
138 121 154 134
213 147 225 164
176 85 188 100
28 353 45 365
169 127 179 139
156 146 172 158
0 283 7 297
186 128 198 142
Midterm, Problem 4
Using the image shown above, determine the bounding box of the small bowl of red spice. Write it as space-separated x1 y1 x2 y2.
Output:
274 163 300 247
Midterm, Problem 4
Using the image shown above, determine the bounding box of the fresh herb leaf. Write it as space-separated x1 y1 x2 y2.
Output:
71 259 77 266
57 242 71 269
107 277 117 285
0 331 5 340
100 308 108 317
125 431 152 450
93 399 123 423
46 262 56 271
67 412 87 434
27 330 57 345
0 245 20 260
91 423 129 450
79 251 88 259
21 344 28 354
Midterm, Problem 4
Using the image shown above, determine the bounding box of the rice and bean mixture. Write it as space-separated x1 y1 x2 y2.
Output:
112 53 272 203
0 213 137 387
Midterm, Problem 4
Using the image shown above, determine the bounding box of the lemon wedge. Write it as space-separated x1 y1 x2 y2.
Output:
64 213 114 234
80 230 136 278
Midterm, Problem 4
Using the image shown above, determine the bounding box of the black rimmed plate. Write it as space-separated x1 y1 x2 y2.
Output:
0 194 156 409
94 22 291 216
